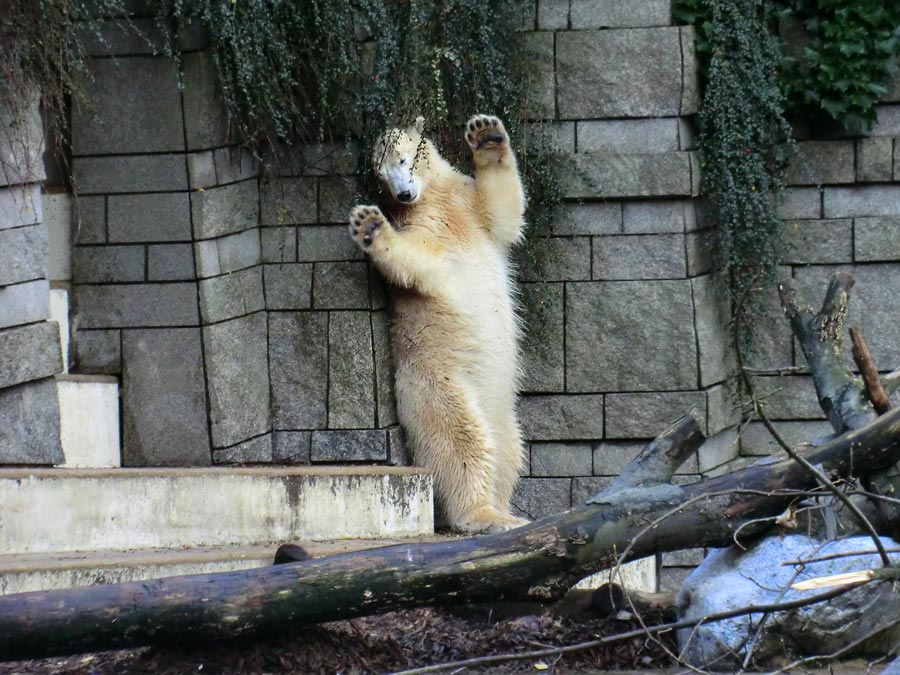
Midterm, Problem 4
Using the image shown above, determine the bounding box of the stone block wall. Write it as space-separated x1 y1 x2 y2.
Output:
509 2 739 536
0 91 64 463
69 23 270 466
743 101 900 458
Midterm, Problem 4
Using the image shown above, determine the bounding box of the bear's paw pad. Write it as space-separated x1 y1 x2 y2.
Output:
465 115 507 152
349 205 385 248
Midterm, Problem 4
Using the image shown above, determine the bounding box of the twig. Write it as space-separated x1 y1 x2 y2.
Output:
850 326 893 414
386 586 858 675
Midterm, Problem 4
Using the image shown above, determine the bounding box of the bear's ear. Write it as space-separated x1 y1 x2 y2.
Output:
414 116 426 134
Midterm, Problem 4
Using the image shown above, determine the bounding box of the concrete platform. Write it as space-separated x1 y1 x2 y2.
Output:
0 466 434 555
0 537 450 595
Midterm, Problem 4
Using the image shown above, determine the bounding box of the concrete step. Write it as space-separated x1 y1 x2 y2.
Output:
0 466 433 555
56 374 121 468
0 537 451 595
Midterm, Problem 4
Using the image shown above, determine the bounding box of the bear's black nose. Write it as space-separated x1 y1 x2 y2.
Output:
397 190 412 202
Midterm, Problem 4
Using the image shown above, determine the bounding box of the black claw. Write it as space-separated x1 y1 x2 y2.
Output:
468 122 476 131
363 235 372 246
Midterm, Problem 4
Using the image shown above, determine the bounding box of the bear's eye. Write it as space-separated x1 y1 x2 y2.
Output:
399 158 406 166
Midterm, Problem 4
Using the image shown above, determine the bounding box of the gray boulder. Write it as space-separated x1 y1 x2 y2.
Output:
677 535 900 670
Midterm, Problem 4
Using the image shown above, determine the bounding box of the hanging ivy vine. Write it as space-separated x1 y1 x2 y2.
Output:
675 0 899 348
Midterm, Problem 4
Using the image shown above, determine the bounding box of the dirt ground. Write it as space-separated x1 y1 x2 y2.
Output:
0 607 678 675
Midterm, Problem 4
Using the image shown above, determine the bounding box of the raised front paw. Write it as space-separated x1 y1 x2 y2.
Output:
348 205 386 249
465 115 508 154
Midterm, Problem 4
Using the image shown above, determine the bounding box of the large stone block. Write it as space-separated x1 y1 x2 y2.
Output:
181 52 229 150
269 312 328 429
298 225 364 262
523 31 556 119
0 90 45 186
106 193 190 243
328 311 375 429
72 245 145 283
824 186 900 218
72 57 184 155
264 263 313 310
552 202 622 236
194 229 261 278
261 177 317 226
593 233 686 280
148 243 195 281
318 177 360 224
0 279 50 329
72 195 106 245
213 434 273 464
570 0 672 28
261 227 297 263
44 193 71 282
557 28 684 119
566 280 698 391
72 328 121 374
783 219 852 265
273 431 311 463
577 119 679 153
371 310 397 428
78 17 167 56
568 152 694 199
0 379 63 465
691 274 734 386
520 394 604 441
531 442 592 477
786 141 855 186
122 328 210 466
511 477 571 519
313 262 369 309
73 155 188 194
518 236 591 282
520 282 564 392
606 391 707 439
777 187 822 220
191 180 259 240
187 150 217 190
592 440 669 477
537 0 568 29
751 375 824 420
623 200 690 234
203 312 271 448
198 266 265 324
310 429 388 462
870 104 900 136
854 217 900 262
0 322 62 389
0 223 47 286
0 185 42 230
571 476 613 504
856 138 893 182
740 420 833 456
75 283 199 328
214 147 260 185
697 427 739 473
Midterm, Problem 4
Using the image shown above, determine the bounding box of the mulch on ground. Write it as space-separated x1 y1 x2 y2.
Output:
0 607 676 675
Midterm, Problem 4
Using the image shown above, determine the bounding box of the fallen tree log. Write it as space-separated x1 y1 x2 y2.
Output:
2 406 900 662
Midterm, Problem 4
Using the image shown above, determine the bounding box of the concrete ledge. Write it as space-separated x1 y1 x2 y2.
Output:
0 466 434 554
0 537 450 595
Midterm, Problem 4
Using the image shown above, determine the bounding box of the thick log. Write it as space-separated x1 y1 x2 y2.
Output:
2 408 900 662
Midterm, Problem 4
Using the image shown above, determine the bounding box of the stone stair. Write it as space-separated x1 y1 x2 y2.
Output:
0 466 435 595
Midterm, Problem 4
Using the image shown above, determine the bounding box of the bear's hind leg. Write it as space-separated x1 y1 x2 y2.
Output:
397 370 516 534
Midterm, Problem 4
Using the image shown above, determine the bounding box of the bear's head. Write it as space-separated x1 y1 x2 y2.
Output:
372 116 431 205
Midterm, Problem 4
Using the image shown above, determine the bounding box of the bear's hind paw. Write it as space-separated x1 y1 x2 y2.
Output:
349 205 386 249
465 115 508 154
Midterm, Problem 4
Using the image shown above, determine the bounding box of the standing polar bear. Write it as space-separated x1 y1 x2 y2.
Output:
348 115 528 533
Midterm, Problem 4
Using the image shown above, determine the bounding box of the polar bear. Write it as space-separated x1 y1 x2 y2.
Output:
348 115 528 534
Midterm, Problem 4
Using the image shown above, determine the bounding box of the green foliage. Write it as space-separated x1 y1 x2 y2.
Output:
163 0 564 232
0 0 127 181
776 0 900 132
678 0 794 345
